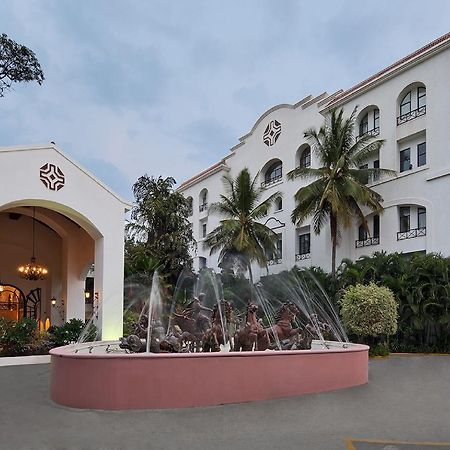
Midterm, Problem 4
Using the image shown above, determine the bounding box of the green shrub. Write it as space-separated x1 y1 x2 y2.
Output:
369 342 390 357
123 310 139 336
340 282 398 338
49 318 97 346
0 317 38 356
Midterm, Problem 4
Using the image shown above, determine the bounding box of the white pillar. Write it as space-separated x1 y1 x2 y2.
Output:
94 233 124 340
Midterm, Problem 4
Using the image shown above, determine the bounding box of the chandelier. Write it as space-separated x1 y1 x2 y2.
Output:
18 207 48 281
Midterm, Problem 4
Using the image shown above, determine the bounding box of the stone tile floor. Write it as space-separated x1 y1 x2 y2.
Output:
1 355 449 450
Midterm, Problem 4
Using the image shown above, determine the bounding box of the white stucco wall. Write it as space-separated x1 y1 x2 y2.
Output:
179 38 450 279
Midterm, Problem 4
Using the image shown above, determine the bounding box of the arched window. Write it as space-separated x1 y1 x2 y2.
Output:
359 113 369 137
275 197 283 211
418 87 426 109
199 189 208 212
264 161 282 185
299 147 311 168
400 91 412 117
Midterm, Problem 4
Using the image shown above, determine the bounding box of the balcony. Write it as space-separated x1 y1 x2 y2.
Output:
397 227 426 241
397 106 426 126
199 203 208 213
355 237 380 248
261 175 282 188
295 253 311 261
268 258 283 266
356 127 380 142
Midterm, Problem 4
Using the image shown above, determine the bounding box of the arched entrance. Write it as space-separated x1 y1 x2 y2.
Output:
0 144 130 339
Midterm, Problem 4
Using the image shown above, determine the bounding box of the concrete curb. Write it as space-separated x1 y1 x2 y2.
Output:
0 355 50 367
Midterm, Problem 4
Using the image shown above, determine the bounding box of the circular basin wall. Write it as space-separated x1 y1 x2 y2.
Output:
50 341 369 410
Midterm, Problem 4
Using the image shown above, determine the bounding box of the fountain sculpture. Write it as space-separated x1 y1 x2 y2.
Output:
50 269 369 410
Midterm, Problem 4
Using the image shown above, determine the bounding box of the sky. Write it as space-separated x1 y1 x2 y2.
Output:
1 1 450 201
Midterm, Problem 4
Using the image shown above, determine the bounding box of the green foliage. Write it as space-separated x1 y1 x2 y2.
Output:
204 168 281 281
0 33 44 97
340 283 398 337
126 175 195 286
287 108 395 274
48 318 97 347
369 342 390 357
123 310 139 336
0 317 38 356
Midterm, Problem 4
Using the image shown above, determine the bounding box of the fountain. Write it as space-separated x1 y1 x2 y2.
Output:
50 269 369 409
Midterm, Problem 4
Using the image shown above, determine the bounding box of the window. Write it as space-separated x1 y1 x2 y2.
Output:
199 257 207 269
400 148 411 172
359 113 369 136
373 215 380 238
373 109 380 130
418 207 426 229
299 147 311 168
418 87 426 109
400 91 412 117
264 161 282 184
399 207 410 232
187 197 193 216
373 159 380 182
202 223 207 238
358 224 367 241
275 197 283 211
276 237 283 259
298 233 310 255
202 191 207 204
417 142 426 167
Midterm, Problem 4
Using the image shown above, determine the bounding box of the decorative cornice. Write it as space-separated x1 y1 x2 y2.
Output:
177 158 230 191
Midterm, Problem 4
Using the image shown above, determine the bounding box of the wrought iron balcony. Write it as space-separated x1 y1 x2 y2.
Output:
268 258 283 266
397 227 426 241
356 127 380 142
397 105 426 125
295 253 311 261
199 203 208 212
261 175 282 188
355 237 380 248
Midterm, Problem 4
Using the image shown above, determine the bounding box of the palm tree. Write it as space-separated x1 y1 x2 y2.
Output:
287 108 396 275
204 168 281 283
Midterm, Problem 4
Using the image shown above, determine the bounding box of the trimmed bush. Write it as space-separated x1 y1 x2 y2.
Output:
0 317 38 356
340 282 398 338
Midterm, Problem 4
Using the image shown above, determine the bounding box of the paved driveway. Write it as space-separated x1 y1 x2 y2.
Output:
0 355 449 450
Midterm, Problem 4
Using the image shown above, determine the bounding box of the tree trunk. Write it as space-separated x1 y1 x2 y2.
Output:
248 263 254 285
330 213 337 276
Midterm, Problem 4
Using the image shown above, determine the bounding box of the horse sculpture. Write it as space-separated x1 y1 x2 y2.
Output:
233 302 264 351
203 300 233 352
257 301 302 350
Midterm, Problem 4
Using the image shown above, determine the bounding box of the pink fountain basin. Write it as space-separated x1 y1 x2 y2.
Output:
50 341 369 410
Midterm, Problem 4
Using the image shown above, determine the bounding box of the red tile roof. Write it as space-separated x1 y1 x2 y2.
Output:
327 31 450 106
177 158 228 190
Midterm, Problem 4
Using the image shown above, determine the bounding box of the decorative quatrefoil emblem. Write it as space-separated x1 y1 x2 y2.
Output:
263 120 281 146
40 163 65 191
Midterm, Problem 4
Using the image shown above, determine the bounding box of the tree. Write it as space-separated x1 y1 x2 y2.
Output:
0 33 44 97
287 108 395 275
126 175 195 287
204 168 280 283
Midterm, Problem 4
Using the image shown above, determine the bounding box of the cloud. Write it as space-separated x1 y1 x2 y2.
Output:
1 0 450 201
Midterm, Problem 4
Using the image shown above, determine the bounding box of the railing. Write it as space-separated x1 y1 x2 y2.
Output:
199 203 208 212
355 237 380 248
268 258 283 265
397 105 426 125
295 253 311 261
397 227 426 241
261 175 282 188
356 127 380 142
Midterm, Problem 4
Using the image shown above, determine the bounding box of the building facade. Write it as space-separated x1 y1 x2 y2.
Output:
0 144 130 339
178 32 450 280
